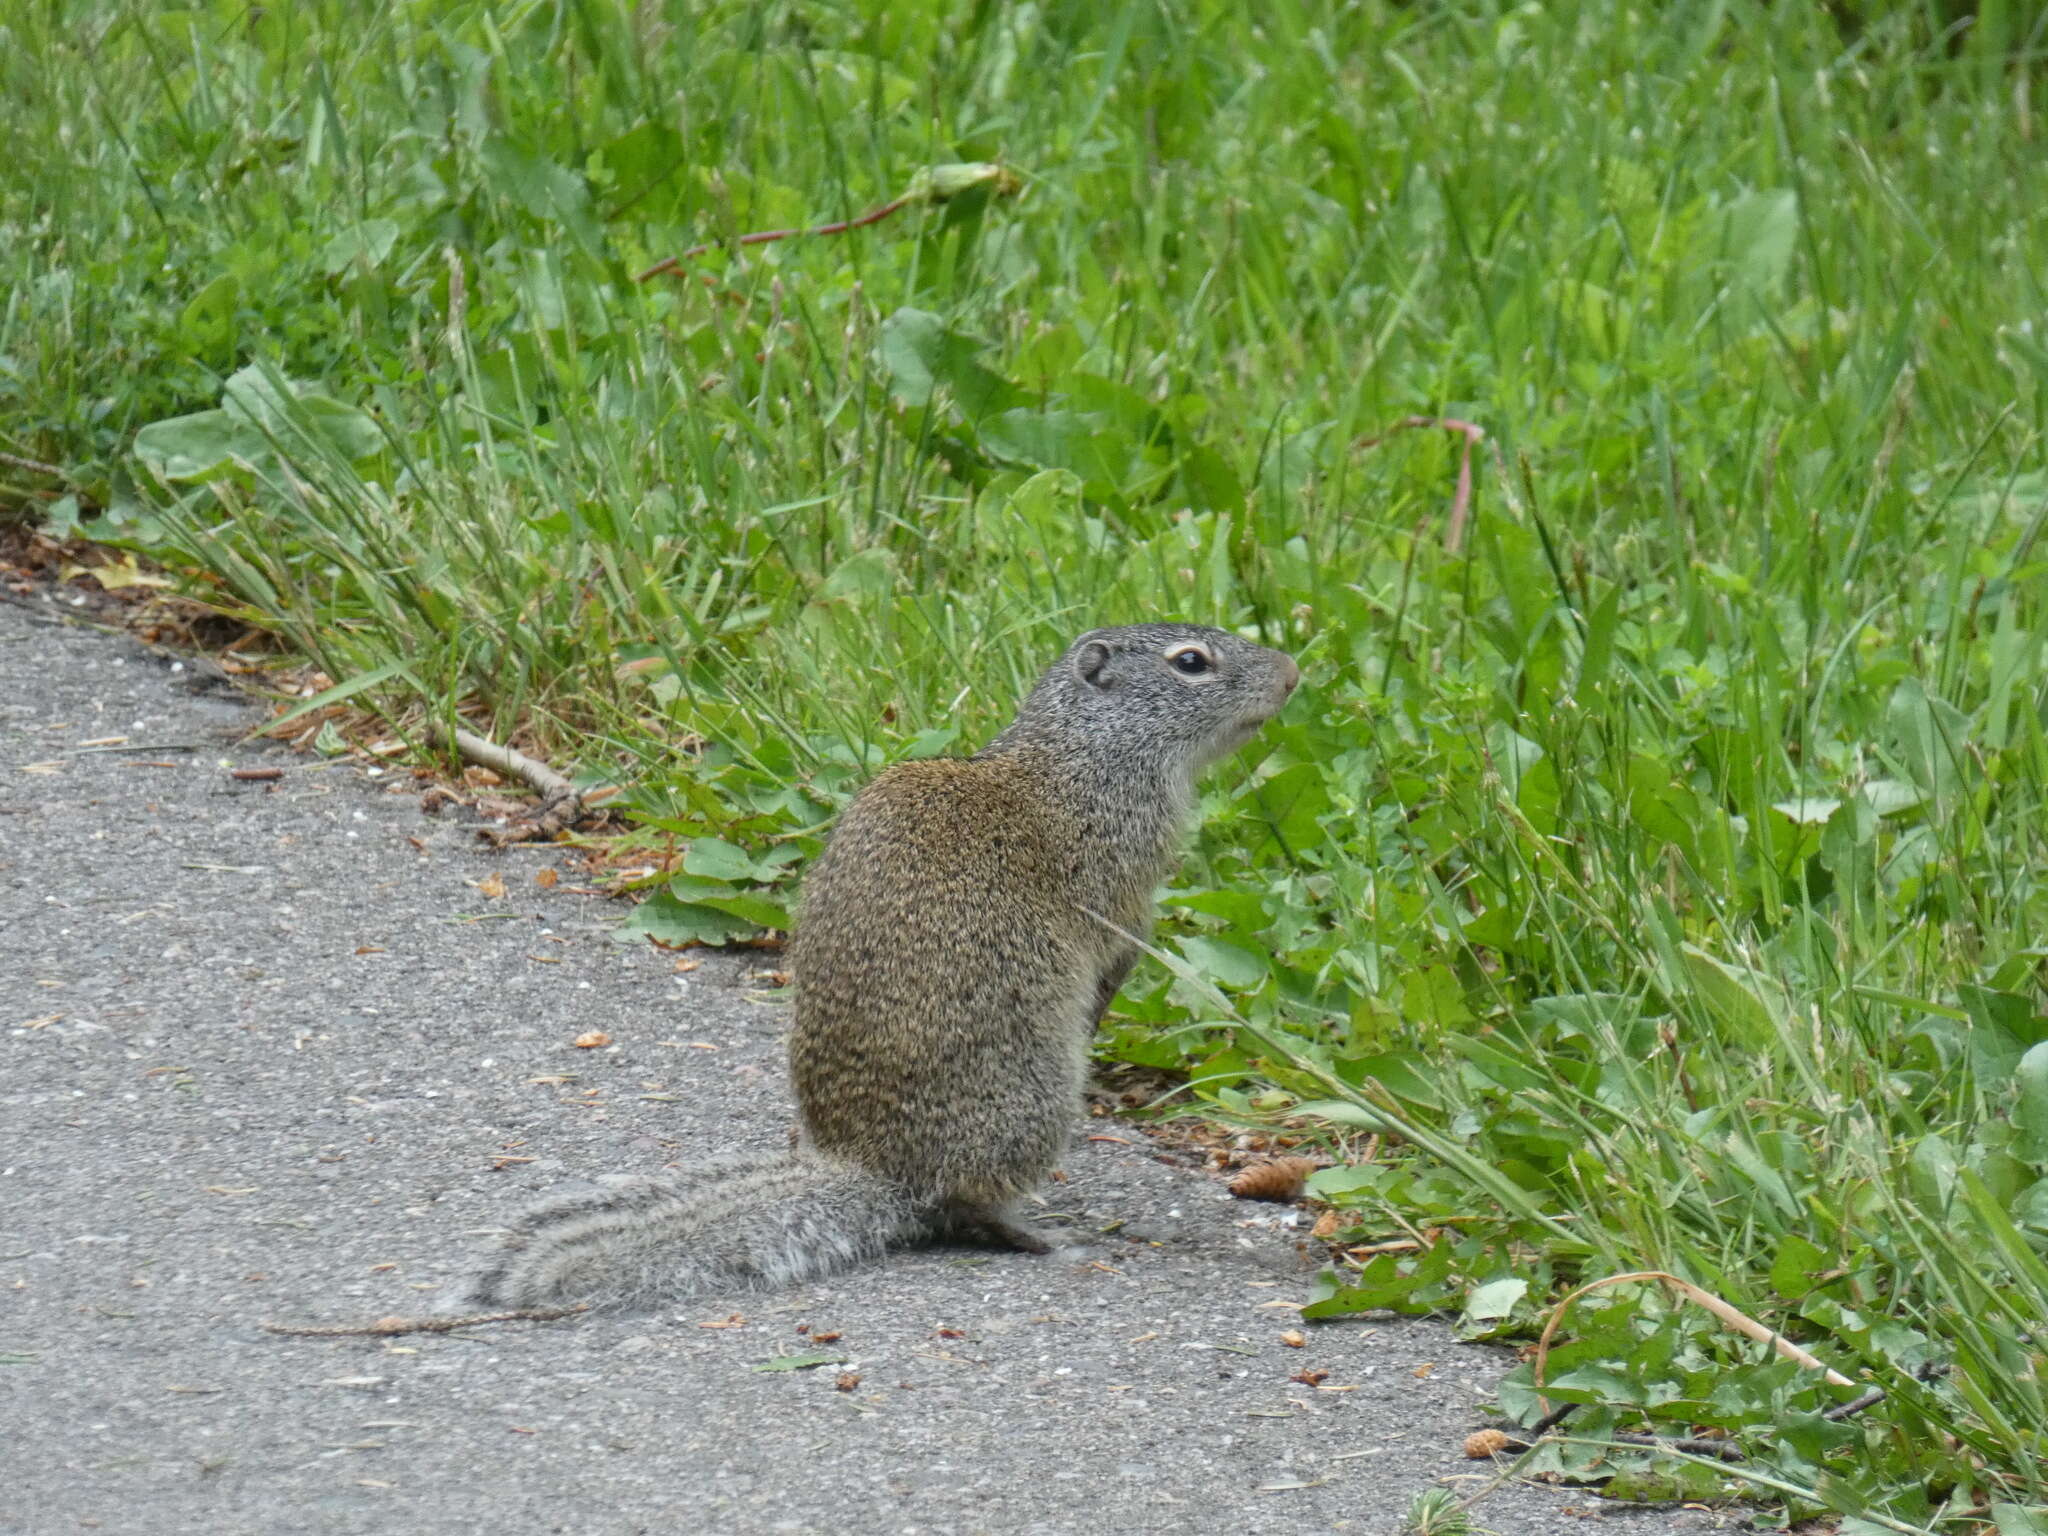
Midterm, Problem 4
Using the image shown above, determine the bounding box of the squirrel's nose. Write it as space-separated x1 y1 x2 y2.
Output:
1279 656 1301 693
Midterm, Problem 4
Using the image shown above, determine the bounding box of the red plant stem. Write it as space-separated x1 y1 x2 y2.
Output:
1355 416 1489 553
635 195 916 282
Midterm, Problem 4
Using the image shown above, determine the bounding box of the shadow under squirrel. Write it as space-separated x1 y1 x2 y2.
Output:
459 623 1299 1312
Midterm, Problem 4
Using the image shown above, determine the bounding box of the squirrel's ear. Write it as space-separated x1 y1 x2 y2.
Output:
1072 639 1115 692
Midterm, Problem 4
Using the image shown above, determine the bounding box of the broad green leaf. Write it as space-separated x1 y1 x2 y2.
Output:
1302 1245 1458 1319
876 308 1024 417
1959 1169 2048 1299
220 363 298 428
812 547 898 605
1306 1164 1388 1199
1886 678 1970 798
1168 889 1270 931
292 393 385 461
1768 1233 1829 1297
2014 1041 2048 1161
479 138 595 236
2014 1178 2048 1236
593 120 687 216
1175 935 1268 991
619 888 757 948
1578 582 1622 694
902 725 961 759
1860 779 1925 816
1292 1099 1395 1132
683 837 782 885
1400 964 1472 1027
1908 1133 1960 1210
1463 1277 1529 1322
132 410 266 482
980 409 1131 488
1710 188 1797 294
1244 761 1332 852
1175 441 1245 513
1770 797 1841 826
692 892 790 931
1960 986 2048 1085
210 365 383 461
1544 1365 1642 1403
178 273 239 349
1256 422 1334 510
1678 944 1784 1051
320 219 400 275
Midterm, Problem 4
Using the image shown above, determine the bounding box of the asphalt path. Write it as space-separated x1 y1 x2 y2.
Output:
0 595 1731 1535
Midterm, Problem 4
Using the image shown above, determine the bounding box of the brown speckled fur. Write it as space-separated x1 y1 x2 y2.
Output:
460 624 1298 1311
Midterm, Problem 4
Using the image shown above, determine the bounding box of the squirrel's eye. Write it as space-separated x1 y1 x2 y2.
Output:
1169 647 1213 675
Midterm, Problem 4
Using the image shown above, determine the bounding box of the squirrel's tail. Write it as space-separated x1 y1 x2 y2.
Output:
457 1153 926 1312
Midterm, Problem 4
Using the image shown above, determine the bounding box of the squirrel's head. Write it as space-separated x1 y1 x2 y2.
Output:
995 623 1300 779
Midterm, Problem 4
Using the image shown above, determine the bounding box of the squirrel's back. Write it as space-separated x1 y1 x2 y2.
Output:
790 748 1108 1210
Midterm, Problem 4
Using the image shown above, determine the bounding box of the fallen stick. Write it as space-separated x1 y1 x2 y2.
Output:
635 162 1021 283
1513 1268 1866 1463
1 450 65 478
1534 1268 1855 1421
432 723 576 799
636 195 916 281
1821 1385 1889 1421
1481 1343 1907 1468
428 723 621 846
261 1304 589 1338
1474 1412 1747 1463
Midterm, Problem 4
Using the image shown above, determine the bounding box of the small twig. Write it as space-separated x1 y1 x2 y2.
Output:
1352 417 1503 553
433 723 575 798
1490 1425 1748 1463
0 450 64 478
228 766 285 782
1524 1400 1581 1437
261 1304 588 1338
429 723 621 847
1813 1362 1945 1423
1821 1385 1890 1421
1508 1269 1875 1472
636 162 1022 282
1482 1417 1753 1466
636 196 914 281
1464 1374 1925 1523
1533 1269 1854 1422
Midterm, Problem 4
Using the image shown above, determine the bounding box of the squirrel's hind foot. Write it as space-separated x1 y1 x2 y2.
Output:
937 1203 1060 1255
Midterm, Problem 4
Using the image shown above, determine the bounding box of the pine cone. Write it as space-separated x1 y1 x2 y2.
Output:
1227 1155 1318 1202
1464 1429 1513 1458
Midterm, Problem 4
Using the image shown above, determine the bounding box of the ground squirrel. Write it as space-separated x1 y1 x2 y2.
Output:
460 623 1299 1311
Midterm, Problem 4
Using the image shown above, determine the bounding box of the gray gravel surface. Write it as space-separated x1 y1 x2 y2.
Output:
0 596 1736 1536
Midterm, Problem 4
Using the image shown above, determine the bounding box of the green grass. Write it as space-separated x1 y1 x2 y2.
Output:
6 0 2048 1525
